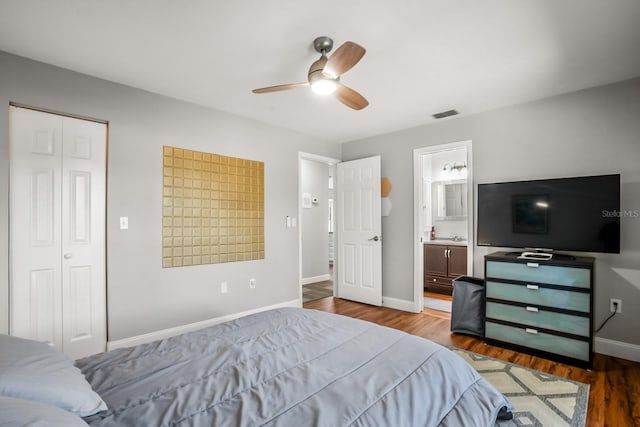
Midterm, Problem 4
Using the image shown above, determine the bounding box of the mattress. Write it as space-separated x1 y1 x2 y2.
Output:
78 307 510 426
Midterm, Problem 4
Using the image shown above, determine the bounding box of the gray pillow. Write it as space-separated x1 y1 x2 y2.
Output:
0 396 90 426
0 334 107 417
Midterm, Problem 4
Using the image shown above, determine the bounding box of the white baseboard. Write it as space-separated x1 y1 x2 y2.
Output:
594 337 640 363
301 274 331 285
107 299 301 351
382 296 418 313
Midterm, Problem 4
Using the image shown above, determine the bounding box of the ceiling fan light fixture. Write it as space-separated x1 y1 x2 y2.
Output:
311 77 338 96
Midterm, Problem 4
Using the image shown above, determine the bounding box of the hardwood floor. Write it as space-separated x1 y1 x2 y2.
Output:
304 296 640 427
302 281 333 303
423 291 453 318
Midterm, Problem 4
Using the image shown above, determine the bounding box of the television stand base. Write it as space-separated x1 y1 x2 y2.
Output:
518 251 553 261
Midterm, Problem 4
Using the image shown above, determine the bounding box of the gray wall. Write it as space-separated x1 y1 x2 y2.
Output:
0 51 340 341
342 78 640 346
301 159 330 279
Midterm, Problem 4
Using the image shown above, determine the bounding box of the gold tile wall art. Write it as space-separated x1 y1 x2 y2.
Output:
162 146 264 268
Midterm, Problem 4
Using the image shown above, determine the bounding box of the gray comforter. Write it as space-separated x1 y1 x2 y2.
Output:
78 308 510 426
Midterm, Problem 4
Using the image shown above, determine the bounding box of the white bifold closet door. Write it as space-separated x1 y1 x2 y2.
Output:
10 106 107 359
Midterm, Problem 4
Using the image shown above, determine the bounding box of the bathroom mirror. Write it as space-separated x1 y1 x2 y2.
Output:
432 180 468 220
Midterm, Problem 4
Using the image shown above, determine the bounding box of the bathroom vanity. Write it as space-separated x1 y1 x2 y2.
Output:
423 241 467 295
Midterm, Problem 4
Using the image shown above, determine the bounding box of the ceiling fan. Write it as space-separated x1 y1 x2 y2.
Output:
252 36 369 110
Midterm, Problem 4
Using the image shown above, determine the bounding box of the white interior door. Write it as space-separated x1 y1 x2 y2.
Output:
10 106 107 359
336 156 382 306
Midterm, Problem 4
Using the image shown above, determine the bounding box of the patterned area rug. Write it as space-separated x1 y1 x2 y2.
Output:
451 348 589 427
302 283 333 303
423 296 452 312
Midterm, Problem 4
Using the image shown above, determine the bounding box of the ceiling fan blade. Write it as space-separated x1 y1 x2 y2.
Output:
324 41 365 77
335 84 369 110
252 82 309 94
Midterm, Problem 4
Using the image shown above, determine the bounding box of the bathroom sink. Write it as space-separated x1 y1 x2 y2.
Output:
428 236 467 244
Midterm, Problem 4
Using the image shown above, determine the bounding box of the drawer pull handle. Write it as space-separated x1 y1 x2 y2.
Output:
526 306 539 312
433 278 437 282
526 262 539 268
526 284 539 290
525 328 538 335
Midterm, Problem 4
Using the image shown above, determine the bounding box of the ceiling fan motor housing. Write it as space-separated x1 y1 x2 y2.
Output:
308 55 339 95
308 56 333 81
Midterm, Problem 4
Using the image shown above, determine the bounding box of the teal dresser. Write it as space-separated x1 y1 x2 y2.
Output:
484 252 594 369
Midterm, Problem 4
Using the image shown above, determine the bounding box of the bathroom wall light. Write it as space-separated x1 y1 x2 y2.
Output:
443 162 467 172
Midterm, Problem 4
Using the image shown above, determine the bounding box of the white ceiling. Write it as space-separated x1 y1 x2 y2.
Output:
1 1 640 143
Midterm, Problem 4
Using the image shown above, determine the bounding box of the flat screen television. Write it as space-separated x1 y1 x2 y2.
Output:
477 174 620 254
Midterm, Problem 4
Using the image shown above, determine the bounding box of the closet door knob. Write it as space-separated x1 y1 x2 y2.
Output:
64 253 73 260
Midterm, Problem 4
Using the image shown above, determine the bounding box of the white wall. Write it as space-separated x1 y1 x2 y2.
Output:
342 78 640 347
301 159 330 280
0 51 340 341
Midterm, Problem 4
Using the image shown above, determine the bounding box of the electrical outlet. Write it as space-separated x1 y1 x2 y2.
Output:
249 278 256 289
221 281 228 294
610 298 622 313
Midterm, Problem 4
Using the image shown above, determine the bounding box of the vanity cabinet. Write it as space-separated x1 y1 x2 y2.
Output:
484 251 594 369
424 244 467 295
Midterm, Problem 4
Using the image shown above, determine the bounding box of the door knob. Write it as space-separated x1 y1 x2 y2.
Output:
63 253 73 260
368 236 380 242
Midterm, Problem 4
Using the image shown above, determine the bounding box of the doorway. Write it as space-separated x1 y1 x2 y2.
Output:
413 141 473 312
298 153 339 304
299 154 383 307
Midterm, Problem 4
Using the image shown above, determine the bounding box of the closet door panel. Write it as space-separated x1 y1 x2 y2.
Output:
28 268 58 346
61 116 107 359
9 107 64 351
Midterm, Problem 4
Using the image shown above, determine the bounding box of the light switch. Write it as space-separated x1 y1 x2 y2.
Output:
119 217 129 229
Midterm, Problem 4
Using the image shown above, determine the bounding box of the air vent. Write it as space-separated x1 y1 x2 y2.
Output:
432 109 459 119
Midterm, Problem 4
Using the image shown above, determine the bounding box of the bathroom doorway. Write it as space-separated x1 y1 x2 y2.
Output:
412 141 473 312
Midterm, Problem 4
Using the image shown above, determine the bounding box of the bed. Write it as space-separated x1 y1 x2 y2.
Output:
1 307 511 426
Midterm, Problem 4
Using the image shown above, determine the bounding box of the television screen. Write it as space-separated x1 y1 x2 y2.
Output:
477 174 620 253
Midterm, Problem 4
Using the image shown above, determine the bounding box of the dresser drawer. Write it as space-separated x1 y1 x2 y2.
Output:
486 281 589 313
486 301 590 337
486 260 590 289
485 321 589 362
